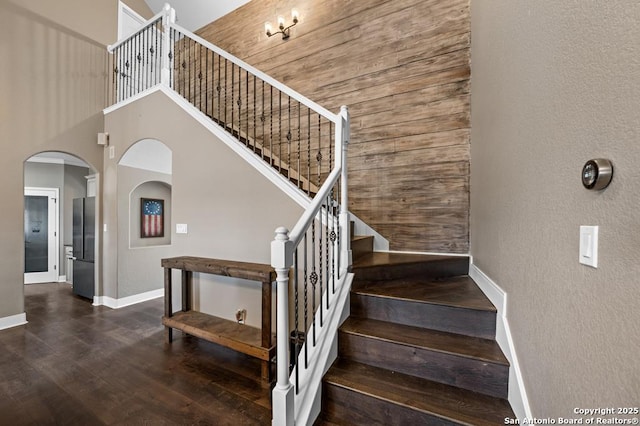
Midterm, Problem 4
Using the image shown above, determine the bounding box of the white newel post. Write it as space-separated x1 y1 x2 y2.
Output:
161 3 176 87
271 227 294 426
339 106 352 269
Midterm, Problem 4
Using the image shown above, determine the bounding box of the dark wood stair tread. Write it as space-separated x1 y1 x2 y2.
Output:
353 252 466 268
352 252 469 281
353 275 497 312
352 235 375 261
313 419 341 426
324 358 514 425
352 235 373 243
341 317 508 365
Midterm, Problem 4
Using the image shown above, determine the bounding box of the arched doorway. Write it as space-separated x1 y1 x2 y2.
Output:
24 152 99 302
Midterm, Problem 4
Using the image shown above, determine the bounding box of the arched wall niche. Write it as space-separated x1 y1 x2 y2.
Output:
119 138 172 174
129 180 172 248
114 138 173 299
118 138 173 248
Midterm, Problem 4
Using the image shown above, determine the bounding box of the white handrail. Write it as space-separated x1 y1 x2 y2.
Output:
288 105 348 248
105 7 350 424
288 168 341 246
167 22 339 125
271 105 349 426
107 4 338 126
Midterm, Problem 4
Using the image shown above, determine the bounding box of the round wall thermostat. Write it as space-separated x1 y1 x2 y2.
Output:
582 159 613 190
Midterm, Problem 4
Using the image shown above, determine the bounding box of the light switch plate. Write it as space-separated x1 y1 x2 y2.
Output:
579 225 598 268
176 224 188 234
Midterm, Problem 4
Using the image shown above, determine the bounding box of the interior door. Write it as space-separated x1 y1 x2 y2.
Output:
118 0 145 40
24 188 58 284
117 1 151 96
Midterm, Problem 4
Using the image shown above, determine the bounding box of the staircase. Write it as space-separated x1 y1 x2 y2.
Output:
107 8 510 423
318 240 515 424
108 9 353 424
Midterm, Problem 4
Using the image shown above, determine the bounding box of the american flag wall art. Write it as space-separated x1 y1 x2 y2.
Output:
141 198 164 238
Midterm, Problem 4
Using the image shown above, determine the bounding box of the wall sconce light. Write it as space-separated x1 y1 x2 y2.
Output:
265 9 299 40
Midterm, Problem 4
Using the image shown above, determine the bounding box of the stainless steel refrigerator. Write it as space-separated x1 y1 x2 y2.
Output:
72 197 95 299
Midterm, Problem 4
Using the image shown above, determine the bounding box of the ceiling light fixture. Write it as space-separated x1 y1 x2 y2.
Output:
265 9 299 40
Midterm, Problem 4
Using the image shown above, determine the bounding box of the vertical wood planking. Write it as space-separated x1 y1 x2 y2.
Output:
197 0 470 253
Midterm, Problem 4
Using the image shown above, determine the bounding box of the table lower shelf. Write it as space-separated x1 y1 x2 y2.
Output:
162 311 276 361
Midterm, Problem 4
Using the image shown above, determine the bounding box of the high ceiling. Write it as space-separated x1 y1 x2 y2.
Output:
144 0 251 32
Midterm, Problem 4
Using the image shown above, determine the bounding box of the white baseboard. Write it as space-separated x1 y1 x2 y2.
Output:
93 288 163 309
350 212 389 251
469 263 532 421
58 275 67 283
0 312 28 331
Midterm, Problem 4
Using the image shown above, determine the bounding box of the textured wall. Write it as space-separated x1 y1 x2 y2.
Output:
117 166 173 298
0 0 154 319
198 0 471 253
471 0 640 417
0 1 107 318
104 91 304 325
15 0 152 45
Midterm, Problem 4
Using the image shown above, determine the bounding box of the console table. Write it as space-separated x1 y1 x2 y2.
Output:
161 256 276 382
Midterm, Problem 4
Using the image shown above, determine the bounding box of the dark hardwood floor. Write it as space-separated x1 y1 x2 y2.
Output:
0 283 272 425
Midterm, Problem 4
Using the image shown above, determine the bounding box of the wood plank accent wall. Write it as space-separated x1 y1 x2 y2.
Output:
198 0 470 253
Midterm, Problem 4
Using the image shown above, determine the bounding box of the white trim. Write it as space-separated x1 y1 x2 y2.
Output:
0 313 28 331
24 187 59 284
168 23 339 124
103 85 163 115
107 8 339 124
118 1 146 40
93 288 163 309
291 272 353 426
350 212 389 251
104 86 315 211
468 263 532 421
27 157 64 165
58 275 67 282
27 154 89 168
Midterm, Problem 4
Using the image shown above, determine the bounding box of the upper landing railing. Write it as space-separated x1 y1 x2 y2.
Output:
107 5 340 198
107 5 351 426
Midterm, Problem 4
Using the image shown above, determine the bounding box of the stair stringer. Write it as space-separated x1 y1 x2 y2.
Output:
291 271 353 426
350 211 389 251
105 85 313 211
469 262 532 422
104 84 390 250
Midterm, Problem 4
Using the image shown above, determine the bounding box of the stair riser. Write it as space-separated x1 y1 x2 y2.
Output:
353 257 469 283
322 383 458 426
351 237 374 261
350 294 496 339
339 333 508 399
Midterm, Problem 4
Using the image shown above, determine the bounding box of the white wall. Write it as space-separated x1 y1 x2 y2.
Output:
144 0 250 32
